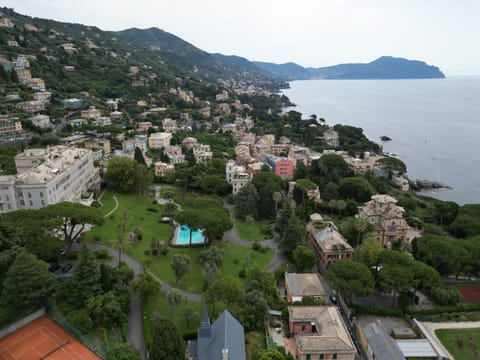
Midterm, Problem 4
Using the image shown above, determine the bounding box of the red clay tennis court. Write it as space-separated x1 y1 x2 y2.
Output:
456 285 480 303
0 316 100 360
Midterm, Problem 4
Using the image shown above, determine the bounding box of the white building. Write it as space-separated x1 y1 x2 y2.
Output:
29 114 52 129
0 146 98 213
123 135 148 155
148 132 172 150
226 159 252 194
80 106 101 119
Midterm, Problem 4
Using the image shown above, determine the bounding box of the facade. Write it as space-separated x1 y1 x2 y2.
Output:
188 308 246 360
80 106 101 119
123 135 148 155
308 222 353 271
29 114 52 129
285 273 327 303
84 138 111 159
357 195 409 247
264 155 295 179
323 128 340 148
193 144 212 163
182 137 198 150
162 118 177 133
15 100 45 113
148 132 172 149
0 115 22 138
154 162 175 177
288 306 356 360
226 160 252 194
137 121 153 133
0 146 98 213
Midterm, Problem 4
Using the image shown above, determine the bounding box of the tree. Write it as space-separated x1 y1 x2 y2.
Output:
338 177 375 203
379 262 413 308
434 201 459 226
353 237 383 276
70 246 101 307
272 191 284 217
166 288 182 320
134 163 152 196
41 202 104 250
134 147 146 165
182 307 200 329
206 276 244 316
376 157 407 178
1 252 56 313
164 201 177 224
241 289 269 330
276 202 293 235
257 178 277 219
149 315 185 360
234 182 259 220
292 245 316 272
170 254 191 284
280 213 306 260
257 349 288 360
326 261 374 305
104 156 136 193
410 260 440 304
341 218 372 248
107 342 141 360
197 246 225 268
132 272 161 301
113 232 131 265
175 210 201 247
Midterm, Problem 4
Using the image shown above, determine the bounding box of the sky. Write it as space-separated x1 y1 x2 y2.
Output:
3 0 480 75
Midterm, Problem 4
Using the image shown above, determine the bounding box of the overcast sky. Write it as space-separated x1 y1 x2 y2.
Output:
3 0 480 75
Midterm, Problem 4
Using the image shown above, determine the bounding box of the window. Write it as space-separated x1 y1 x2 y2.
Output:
333 354 337 360
28 192 31 198
29 200 33 206
319 355 324 360
40 192 43 197
306 355 311 360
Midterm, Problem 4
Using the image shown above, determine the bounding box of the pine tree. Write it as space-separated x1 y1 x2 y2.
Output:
149 315 185 360
70 246 101 307
1 252 56 314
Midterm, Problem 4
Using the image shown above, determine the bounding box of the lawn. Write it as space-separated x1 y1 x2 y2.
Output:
84 191 274 294
235 219 271 242
436 328 480 360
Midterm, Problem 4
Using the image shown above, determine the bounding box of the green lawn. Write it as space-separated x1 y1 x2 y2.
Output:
235 219 271 242
436 328 480 360
84 191 274 294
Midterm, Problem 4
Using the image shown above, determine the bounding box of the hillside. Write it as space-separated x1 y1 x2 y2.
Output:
115 28 286 89
222 56 445 81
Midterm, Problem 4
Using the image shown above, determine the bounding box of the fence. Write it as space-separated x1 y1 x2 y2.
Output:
45 300 108 358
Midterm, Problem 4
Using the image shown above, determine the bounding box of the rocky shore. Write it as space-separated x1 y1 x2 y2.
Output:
409 179 452 191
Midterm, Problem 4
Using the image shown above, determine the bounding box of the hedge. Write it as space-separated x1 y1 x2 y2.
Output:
95 249 109 259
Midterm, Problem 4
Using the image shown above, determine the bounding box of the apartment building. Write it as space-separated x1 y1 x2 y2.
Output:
0 146 98 213
148 132 172 149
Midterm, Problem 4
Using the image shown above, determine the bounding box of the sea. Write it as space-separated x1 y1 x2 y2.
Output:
281 77 480 205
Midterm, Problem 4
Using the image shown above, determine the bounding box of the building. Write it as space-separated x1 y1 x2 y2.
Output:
264 155 295 179
182 137 198 150
226 160 251 194
92 116 111 127
15 100 45 113
357 195 409 247
284 273 327 303
123 135 148 155
343 152 385 175
148 132 172 149
0 17 15 28
137 121 153 133
0 115 22 139
162 118 177 133
188 308 246 360
0 146 98 213
154 162 175 177
32 91 52 102
308 221 353 271
84 138 111 160
323 128 340 148
193 144 212 163
80 106 101 119
359 322 406 360
164 146 186 164
29 114 52 129
288 306 356 360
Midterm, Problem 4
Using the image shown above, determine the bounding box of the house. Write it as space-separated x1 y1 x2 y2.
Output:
33 91 52 102
29 114 52 129
162 118 177 133
357 195 409 247
137 121 153 133
154 162 175 177
123 135 148 155
149 132 172 150
193 144 212 163
92 117 111 127
15 100 45 113
288 306 356 360
323 128 340 148
226 160 251 194
182 137 198 150
0 115 22 138
264 155 295 179
360 322 406 360
164 146 186 164
0 17 15 28
81 106 101 119
308 222 353 271
285 273 327 303
84 138 111 159
188 308 246 360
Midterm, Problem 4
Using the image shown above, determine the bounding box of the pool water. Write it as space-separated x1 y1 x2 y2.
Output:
176 224 205 245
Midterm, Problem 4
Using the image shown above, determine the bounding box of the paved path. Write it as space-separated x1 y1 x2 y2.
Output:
103 194 119 218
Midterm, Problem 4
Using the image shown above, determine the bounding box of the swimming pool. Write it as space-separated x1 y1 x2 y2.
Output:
173 224 205 245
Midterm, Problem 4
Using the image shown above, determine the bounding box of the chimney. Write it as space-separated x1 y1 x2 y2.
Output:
222 349 229 360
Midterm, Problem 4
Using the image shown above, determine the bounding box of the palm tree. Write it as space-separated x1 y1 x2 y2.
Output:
113 232 131 265
354 219 369 248
272 191 283 217
164 201 177 225
167 288 182 320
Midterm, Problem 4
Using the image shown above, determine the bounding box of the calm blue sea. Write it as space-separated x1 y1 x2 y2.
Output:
282 78 480 205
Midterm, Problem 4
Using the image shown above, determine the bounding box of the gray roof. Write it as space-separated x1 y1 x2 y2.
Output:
285 273 327 298
363 322 406 360
396 339 437 358
197 310 246 360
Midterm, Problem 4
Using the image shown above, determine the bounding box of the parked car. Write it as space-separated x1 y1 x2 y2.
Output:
49 264 61 272
61 263 73 273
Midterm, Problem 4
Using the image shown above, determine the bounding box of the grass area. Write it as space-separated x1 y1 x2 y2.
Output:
235 219 271 242
245 331 266 359
84 190 274 294
436 328 480 360
143 292 203 341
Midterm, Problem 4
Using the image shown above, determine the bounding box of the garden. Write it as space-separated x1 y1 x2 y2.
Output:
436 328 480 360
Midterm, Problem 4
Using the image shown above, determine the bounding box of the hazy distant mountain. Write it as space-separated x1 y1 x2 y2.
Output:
115 28 285 88
247 56 445 80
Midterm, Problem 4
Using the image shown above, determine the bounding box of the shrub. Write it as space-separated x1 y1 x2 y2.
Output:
95 249 108 259
252 241 261 251
238 268 246 278
144 250 150 256
147 207 158 212
66 250 79 260
67 310 93 334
